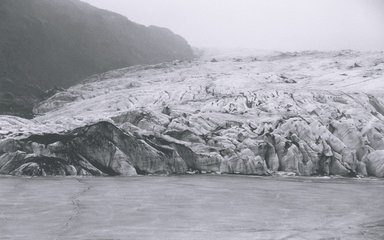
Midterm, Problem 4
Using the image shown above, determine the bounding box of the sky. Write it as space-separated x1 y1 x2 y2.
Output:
83 0 384 51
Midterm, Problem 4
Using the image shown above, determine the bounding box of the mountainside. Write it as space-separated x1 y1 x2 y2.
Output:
1 50 384 177
0 0 194 117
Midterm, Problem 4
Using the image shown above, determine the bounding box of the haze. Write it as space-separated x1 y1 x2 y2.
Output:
84 0 384 51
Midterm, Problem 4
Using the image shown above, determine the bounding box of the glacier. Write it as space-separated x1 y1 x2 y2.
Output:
1 49 384 177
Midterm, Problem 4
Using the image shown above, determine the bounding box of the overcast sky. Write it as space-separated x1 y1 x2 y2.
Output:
83 0 384 51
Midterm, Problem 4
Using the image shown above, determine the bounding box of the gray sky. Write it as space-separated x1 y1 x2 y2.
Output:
83 0 384 51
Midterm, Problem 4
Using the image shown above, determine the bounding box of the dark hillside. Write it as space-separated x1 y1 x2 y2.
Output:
0 0 194 117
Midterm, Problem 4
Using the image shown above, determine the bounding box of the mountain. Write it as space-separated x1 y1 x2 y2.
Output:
0 0 194 117
1 49 384 177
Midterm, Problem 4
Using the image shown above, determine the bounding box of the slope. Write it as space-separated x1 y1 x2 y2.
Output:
0 0 194 117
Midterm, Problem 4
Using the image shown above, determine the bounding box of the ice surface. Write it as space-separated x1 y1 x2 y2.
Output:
1 49 383 140
0 175 383 240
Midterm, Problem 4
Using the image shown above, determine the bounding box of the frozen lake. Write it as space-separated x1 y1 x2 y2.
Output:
0 175 384 240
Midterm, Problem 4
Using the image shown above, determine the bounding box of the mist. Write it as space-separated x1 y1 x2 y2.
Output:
82 0 384 51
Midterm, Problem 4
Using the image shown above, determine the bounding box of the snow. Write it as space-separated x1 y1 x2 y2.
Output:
0 49 384 139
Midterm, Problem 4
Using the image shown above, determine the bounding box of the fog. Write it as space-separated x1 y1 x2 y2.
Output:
83 0 384 51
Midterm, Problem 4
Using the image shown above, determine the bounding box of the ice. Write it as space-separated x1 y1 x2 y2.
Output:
0 49 383 140
0 175 383 240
